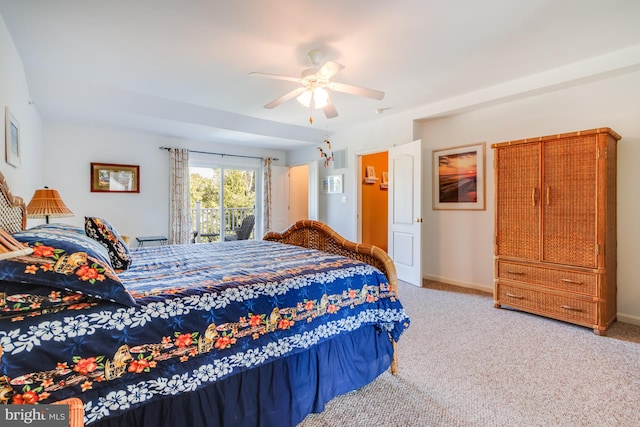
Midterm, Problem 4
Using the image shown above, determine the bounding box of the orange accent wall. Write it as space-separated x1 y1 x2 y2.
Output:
361 152 388 251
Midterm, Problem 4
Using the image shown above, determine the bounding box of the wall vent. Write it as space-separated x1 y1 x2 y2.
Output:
333 149 347 169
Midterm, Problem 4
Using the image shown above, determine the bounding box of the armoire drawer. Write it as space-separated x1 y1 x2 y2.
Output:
496 283 597 325
496 261 597 296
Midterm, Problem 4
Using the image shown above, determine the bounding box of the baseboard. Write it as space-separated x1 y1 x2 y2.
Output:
423 275 640 327
617 313 640 326
423 274 493 294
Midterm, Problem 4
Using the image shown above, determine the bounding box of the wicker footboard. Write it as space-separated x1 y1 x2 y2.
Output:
52 397 84 427
263 219 399 375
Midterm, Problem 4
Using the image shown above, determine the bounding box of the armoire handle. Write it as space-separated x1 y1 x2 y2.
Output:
560 305 582 312
546 186 551 205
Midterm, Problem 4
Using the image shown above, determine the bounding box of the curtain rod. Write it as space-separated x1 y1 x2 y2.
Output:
159 147 278 162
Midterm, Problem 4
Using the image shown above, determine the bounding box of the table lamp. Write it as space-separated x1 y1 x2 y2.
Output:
26 186 74 224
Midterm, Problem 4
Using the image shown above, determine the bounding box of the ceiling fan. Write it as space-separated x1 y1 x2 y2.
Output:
249 50 385 120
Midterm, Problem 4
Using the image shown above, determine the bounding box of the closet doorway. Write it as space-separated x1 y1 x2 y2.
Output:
359 151 389 251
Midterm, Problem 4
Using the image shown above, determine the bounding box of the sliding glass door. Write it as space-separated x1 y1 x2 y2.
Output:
190 164 258 242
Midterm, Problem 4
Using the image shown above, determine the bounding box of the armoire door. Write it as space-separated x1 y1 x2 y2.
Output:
495 142 540 260
541 135 598 267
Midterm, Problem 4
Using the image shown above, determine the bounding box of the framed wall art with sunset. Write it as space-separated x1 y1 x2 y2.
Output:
432 142 485 210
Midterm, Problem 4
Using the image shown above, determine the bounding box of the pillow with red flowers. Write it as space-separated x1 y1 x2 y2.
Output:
0 279 98 320
0 228 135 307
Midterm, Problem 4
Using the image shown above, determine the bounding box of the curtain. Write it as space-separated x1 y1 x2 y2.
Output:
263 157 273 234
169 148 191 244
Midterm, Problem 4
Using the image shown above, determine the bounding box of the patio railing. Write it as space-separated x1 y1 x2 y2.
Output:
191 203 255 242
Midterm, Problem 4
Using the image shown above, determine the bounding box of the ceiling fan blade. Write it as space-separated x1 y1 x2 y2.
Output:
263 87 306 109
331 82 385 100
316 60 344 80
249 72 301 83
322 95 338 118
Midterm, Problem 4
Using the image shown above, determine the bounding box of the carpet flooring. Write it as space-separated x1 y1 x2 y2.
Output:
299 280 640 426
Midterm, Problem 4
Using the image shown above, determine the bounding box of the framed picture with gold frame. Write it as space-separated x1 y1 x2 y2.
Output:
91 162 140 193
432 142 485 210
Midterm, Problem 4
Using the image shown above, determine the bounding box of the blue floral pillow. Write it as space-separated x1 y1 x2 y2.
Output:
84 217 132 271
0 229 135 307
30 223 86 235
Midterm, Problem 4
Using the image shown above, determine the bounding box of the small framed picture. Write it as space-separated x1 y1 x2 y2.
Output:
433 142 485 210
380 172 388 189
321 174 343 194
91 162 140 193
366 165 376 178
364 165 378 184
5 107 20 168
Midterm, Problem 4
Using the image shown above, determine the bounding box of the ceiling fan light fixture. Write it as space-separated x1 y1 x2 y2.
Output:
297 87 329 109
297 89 312 107
313 87 329 109
252 50 383 119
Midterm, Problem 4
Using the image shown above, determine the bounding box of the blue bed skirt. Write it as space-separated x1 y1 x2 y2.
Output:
91 325 394 427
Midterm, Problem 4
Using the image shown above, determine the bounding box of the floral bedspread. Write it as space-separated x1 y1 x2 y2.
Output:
0 240 409 424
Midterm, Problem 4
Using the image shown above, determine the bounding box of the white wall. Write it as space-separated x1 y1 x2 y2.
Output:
3 12 288 242
42 123 170 237
0 16 43 198
419 70 640 325
292 68 640 325
43 123 286 241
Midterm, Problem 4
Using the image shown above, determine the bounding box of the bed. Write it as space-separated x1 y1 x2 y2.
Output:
0 171 409 427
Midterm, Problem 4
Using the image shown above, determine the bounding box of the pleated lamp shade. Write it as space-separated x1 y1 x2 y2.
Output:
0 229 33 260
26 187 74 224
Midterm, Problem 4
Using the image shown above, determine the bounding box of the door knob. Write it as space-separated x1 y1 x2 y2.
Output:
415 218 423 223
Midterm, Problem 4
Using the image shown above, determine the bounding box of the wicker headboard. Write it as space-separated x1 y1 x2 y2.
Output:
0 171 27 233
263 219 398 293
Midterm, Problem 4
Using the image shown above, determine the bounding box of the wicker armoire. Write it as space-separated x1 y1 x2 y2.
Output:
491 128 620 335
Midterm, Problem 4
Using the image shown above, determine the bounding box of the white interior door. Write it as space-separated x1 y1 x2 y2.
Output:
307 161 319 221
270 166 290 233
388 140 422 286
272 162 318 234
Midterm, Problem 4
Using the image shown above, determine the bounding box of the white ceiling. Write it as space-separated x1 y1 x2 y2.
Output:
2 0 640 151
